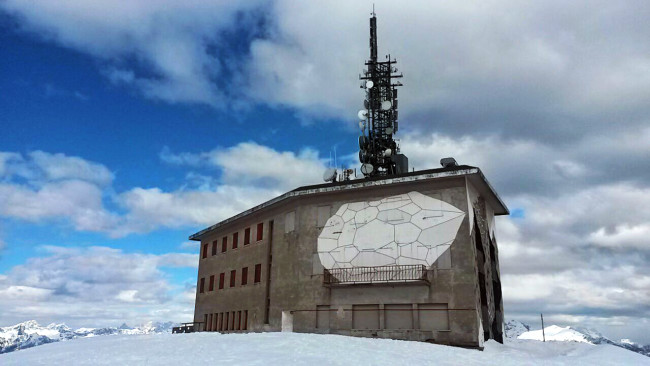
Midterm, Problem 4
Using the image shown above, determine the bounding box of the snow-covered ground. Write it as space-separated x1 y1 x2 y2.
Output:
1 332 648 366
0 320 175 354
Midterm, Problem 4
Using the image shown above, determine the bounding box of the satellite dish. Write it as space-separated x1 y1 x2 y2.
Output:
365 80 374 89
361 163 374 175
358 150 369 163
385 127 394 135
357 109 368 120
383 148 392 157
323 168 337 182
381 100 392 110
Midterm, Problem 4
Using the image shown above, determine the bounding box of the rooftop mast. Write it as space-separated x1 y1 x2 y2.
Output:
358 11 408 177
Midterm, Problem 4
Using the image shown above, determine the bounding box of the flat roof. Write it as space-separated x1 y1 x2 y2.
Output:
189 165 508 241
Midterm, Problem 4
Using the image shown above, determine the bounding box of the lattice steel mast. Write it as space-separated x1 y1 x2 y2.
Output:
358 11 408 177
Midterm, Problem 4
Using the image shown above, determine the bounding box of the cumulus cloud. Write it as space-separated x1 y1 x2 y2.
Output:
0 143 327 237
0 246 197 327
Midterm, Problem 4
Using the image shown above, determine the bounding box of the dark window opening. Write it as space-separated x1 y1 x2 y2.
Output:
230 270 236 287
202 244 208 259
243 310 248 330
219 273 225 289
208 314 213 331
199 277 205 293
209 275 215 291
241 267 248 285
203 314 208 331
256 222 264 241
230 311 235 330
212 240 218 256
225 312 229 331
237 310 242 330
233 232 238 249
221 236 227 253
244 227 251 245
254 264 262 283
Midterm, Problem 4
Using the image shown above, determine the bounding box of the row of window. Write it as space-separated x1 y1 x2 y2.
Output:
199 264 262 293
202 222 265 259
203 310 248 332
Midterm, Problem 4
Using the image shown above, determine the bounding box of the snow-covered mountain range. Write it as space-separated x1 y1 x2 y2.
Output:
0 320 176 354
505 319 650 358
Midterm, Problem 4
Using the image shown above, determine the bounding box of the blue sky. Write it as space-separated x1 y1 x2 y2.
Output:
1 1 649 344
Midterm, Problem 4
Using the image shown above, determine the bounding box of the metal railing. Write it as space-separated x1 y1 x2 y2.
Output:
172 322 202 334
323 264 428 285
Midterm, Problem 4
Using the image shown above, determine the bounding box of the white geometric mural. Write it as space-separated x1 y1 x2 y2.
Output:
317 191 466 270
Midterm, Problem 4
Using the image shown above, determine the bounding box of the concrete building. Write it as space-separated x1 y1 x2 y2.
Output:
190 165 508 348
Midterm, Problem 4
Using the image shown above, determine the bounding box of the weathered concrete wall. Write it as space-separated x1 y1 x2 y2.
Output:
193 174 504 348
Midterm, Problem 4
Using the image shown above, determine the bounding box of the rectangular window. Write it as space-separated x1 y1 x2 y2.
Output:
203 314 208 331
202 243 208 259
237 310 242 330
208 314 213 332
199 277 205 293
225 312 229 331
218 313 223 331
211 240 218 256
219 273 225 289
209 275 215 291
232 232 238 249
213 313 218 332
254 263 262 283
231 311 235 330
230 269 236 287
256 222 264 241
244 227 251 245
221 236 227 253
241 267 248 285
243 310 248 330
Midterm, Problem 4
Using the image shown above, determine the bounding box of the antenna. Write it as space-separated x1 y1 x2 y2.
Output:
357 11 408 177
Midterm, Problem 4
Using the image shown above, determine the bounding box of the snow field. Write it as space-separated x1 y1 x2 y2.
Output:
1 331 648 366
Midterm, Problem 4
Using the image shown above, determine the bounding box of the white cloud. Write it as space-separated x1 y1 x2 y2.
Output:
1 0 267 106
589 224 650 250
0 246 197 327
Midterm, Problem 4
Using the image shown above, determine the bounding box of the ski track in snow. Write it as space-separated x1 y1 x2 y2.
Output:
1 332 648 366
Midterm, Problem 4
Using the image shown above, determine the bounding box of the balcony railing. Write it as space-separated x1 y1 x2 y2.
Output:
323 264 428 286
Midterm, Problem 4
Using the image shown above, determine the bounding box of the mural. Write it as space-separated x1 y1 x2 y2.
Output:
318 191 466 269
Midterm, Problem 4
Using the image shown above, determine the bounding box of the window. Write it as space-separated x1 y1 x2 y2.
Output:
199 277 205 293
221 236 227 253
224 312 229 331
243 310 248 330
254 264 262 283
232 232 238 249
209 275 215 291
230 270 236 287
211 240 218 256
256 222 264 241
202 244 208 259
237 311 242 330
219 273 225 289
231 311 235 330
244 227 251 245
241 267 248 285
208 314 213 331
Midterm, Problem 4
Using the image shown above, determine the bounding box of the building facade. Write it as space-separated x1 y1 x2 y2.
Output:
190 165 508 348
